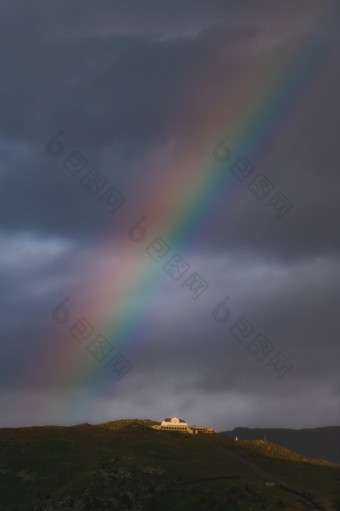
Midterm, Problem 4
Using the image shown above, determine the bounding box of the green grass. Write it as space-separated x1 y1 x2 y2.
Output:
0 419 339 510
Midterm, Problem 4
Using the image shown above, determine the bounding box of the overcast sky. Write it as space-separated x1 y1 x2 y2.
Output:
0 0 339 431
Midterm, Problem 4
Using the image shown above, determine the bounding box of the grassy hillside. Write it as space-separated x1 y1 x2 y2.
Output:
0 419 339 511
222 427 340 464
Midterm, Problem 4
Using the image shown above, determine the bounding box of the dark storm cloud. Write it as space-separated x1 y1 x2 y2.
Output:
0 0 338 257
0 10 257 238
0 0 339 428
0 0 254 144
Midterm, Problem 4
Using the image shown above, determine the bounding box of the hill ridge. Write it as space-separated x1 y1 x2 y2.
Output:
1 420 339 510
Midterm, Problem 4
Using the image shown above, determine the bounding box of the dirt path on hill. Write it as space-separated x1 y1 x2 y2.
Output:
200 438 326 510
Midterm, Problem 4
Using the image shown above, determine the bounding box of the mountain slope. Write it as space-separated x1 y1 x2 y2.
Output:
0 420 339 510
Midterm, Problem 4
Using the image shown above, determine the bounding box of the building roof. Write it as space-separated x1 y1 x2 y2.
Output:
162 417 187 424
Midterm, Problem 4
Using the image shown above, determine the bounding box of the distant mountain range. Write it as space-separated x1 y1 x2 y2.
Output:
221 426 340 464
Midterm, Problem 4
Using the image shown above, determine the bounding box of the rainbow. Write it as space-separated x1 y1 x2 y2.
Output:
26 2 336 423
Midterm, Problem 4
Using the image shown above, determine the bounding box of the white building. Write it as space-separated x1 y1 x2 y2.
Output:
152 417 214 434
160 417 189 431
